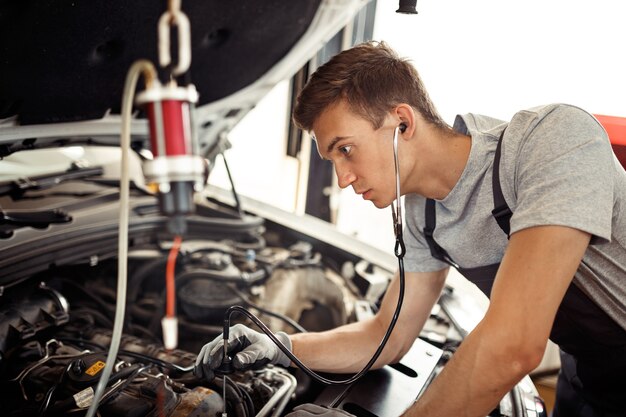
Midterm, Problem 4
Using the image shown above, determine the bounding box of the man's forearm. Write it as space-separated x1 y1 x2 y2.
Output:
289 270 447 374
289 317 397 373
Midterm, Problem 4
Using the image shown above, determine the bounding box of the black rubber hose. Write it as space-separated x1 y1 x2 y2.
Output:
223 255 406 388
225 284 307 333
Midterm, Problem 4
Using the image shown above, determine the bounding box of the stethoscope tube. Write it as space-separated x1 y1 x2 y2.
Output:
221 125 407 404
391 125 407 258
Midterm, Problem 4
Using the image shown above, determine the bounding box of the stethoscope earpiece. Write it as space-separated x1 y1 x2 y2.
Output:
399 122 407 133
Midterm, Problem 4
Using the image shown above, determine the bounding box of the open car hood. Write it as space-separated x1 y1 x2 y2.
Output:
0 0 368 156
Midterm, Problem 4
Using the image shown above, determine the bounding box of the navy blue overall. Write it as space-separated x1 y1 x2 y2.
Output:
423 131 626 417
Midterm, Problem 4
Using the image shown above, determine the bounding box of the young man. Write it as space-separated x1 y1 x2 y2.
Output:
196 42 626 417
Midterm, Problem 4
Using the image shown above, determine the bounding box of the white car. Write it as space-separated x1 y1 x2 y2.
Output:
0 1 549 416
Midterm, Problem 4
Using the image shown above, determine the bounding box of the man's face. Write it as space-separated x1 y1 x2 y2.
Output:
312 100 397 209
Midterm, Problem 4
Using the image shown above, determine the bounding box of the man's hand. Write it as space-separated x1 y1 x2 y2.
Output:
194 323 292 381
286 404 355 417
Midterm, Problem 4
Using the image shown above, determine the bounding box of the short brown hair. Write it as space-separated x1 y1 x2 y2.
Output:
293 41 447 131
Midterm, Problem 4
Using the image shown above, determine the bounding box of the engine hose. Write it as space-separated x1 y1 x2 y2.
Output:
230 235 266 252
85 59 157 417
175 267 267 286
224 284 307 333
188 214 264 235
117 350 193 373
177 316 224 335
218 376 249 417
223 253 406 388
37 384 58 417
239 385 255 417
146 267 267 332
127 257 169 304
99 365 153 405
173 270 305 332
57 278 115 316
58 338 193 373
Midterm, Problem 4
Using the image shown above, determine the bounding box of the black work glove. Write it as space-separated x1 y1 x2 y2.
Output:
285 404 356 417
194 323 292 381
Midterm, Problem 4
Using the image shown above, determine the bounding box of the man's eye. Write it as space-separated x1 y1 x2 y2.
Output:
338 145 352 155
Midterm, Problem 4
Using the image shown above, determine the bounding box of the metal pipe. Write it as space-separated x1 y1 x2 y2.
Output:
270 371 298 417
255 368 297 417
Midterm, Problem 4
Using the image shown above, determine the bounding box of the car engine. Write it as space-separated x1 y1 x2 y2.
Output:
0 193 353 416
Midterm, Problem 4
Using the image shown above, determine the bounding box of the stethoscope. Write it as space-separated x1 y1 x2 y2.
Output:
392 123 407 258
220 124 408 407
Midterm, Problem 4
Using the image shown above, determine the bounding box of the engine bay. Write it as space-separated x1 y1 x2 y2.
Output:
0 166 546 416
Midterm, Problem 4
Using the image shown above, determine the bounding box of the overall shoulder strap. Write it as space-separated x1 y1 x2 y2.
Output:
424 199 459 268
490 129 512 237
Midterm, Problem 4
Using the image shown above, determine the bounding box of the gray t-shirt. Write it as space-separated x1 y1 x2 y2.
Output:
404 103 626 330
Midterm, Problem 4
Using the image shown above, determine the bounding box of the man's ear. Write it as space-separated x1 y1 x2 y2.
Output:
394 103 416 137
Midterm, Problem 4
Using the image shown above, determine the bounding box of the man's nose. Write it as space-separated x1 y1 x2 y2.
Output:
335 165 356 189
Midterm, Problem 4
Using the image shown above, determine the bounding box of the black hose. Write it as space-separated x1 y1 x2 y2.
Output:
38 385 58 417
57 338 191 373
218 376 249 417
238 383 255 417
146 267 268 332
223 254 406 389
116 350 191 373
244 303 306 334
173 270 306 333
58 279 115 316
230 236 266 252
73 307 114 327
225 285 307 333
127 257 169 303
176 267 267 286
57 338 107 350
177 316 224 335
99 365 152 405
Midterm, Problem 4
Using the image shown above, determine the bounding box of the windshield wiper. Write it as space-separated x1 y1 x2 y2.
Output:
0 166 104 198
1 208 72 228
0 207 72 239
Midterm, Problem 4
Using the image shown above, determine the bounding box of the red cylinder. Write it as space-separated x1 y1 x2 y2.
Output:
136 83 198 159
145 99 192 157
